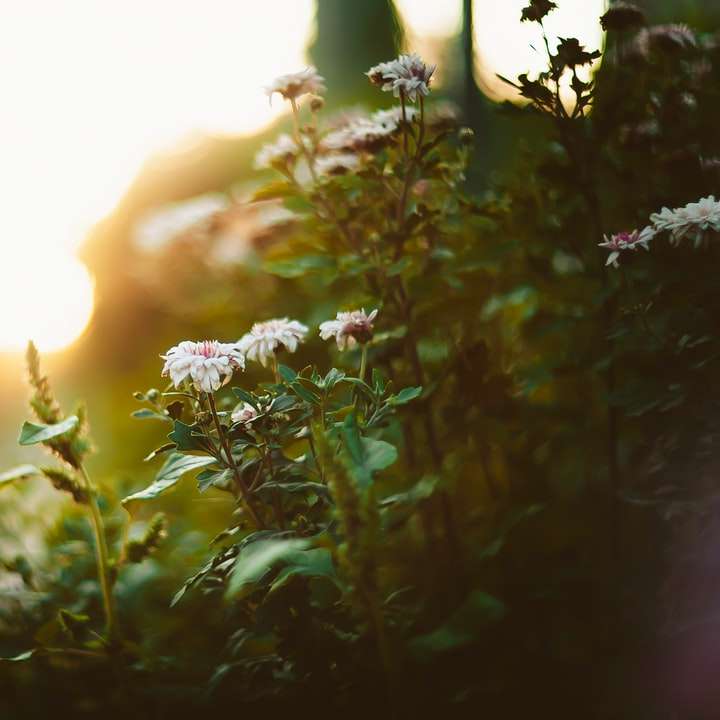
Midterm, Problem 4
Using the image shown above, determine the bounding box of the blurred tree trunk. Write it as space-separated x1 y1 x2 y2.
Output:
309 0 405 107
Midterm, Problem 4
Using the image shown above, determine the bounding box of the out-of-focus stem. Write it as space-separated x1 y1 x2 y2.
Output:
79 465 118 644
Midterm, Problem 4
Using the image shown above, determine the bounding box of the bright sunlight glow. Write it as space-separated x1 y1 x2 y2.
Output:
0 0 605 353
0 0 314 353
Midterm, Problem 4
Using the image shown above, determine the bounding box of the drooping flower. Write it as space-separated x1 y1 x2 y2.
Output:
265 67 326 102
254 134 300 170
238 318 308 367
598 227 654 267
231 402 258 426
161 340 245 393
366 53 436 102
315 152 362 176
650 196 720 246
321 107 418 154
319 309 378 350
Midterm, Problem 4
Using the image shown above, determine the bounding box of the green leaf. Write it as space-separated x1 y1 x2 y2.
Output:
381 475 439 507
277 364 297 382
268 548 336 593
361 437 398 473
388 386 423 406
409 591 505 657
231 387 260 409
290 381 320 405
121 452 215 510
168 420 209 452
196 468 232 493
18 416 78 446
0 464 40 489
131 408 170 422
0 649 37 662
226 538 310 599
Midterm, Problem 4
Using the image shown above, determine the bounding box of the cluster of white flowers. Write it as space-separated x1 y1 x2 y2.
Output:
319 308 378 350
265 67 326 102
161 340 245 393
238 318 309 367
598 227 654 268
161 308 382 392
254 134 299 170
366 53 436 102
315 153 362 176
650 196 720 246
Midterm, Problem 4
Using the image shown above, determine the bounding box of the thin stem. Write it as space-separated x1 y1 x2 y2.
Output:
359 344 368 384
79 465 118 644
207 394 265 529
271 354 280 384
307 428 325 483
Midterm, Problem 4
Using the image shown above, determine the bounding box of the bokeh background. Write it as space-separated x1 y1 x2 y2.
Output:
1 0 718 610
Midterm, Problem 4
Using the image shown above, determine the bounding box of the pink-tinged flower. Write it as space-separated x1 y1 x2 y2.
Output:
598 227 654 267
319 309 378 350
265 67 326 102
231 402 258 426
651 196 720 246
366 53 436 102
238 318 308 367
161 341 244 393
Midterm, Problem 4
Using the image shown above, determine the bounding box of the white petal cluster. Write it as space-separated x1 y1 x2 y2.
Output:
238 318 308 367
366 53 436 102
265 67 326 102
231 402 258 426
650 196 720 246
254 134 299 170
319 309 378 350
321 107 417 154
161 340 244 393
598 227 654 268
315 153 362 176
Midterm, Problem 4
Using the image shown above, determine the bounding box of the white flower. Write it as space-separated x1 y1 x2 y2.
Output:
265 67 326 102
650 196 720 246
238 318 308 367
319 308 378 350
135 194 229 251
161 340 245 393
315 153 362 176
366 53 436 102
231 402 258 426
254 134 299 170
598 227 654 268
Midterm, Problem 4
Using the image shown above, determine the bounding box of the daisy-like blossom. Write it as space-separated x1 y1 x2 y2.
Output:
321 107 418 154
366 53 436 102
238 318 308 367
315 153 362 176
265 67 326 102
254 134 299 170
161 340 245 393
598 227 654 268
319 309 378 350
231 402 259 426
650 196 720 246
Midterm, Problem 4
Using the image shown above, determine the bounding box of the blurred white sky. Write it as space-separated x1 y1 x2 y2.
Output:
0 0 605 352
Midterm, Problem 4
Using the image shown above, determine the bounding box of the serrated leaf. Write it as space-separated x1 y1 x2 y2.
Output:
0 464 40 488
196 467 232 493
18 416 78 446
168 420 210 452
121 452 215 510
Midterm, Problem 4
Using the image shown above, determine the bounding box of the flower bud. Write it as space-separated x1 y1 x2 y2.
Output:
309 95 325 112
459 127 475 146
